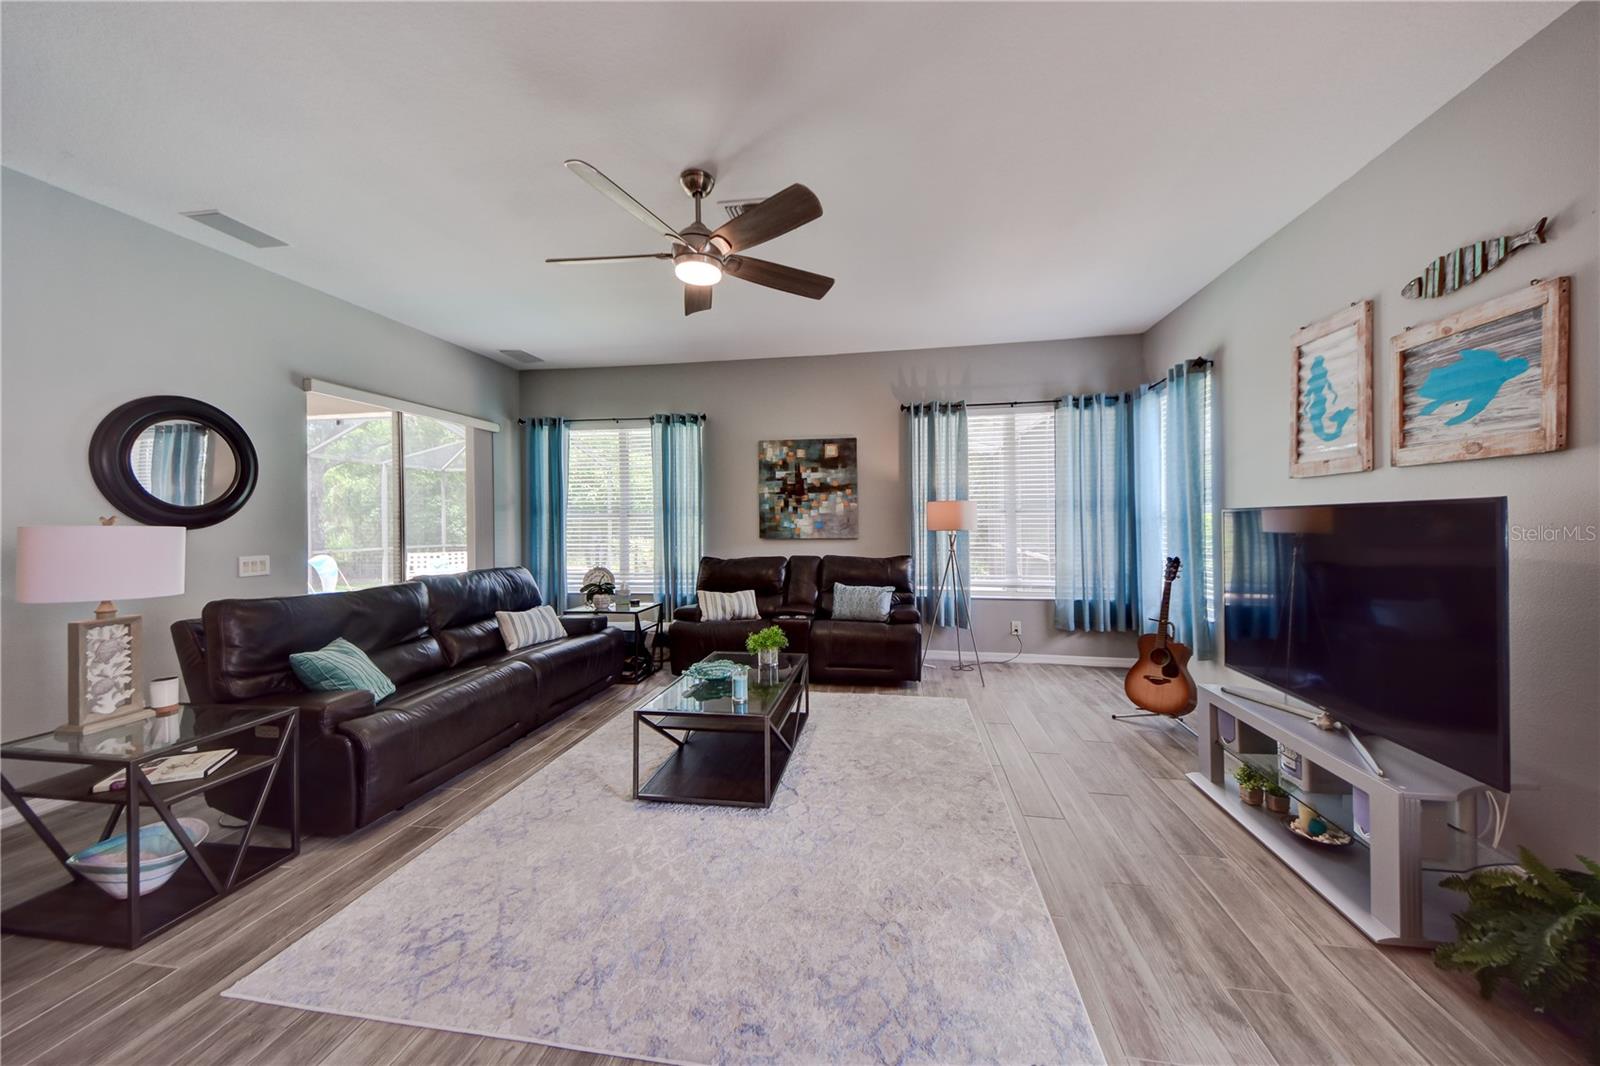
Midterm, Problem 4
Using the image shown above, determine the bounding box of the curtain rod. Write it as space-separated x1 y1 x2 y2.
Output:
898 358 1212 412
516 415 707 425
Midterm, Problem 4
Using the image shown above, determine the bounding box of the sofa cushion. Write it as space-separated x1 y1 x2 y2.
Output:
831 584 894 622
204 582 442 702
698 588 760 621
781 556 822 615
418 568 544 666
817 556 914 617
497 605 565 650
695 557 787 617
510 631 625 716
338 659 533 792
809 618 921 679
290 638 397 703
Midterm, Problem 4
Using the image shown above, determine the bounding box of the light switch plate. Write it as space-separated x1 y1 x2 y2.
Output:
238 555 271 578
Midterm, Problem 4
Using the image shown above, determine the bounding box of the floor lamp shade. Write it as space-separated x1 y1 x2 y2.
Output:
926 500 975 532
15 524 186 734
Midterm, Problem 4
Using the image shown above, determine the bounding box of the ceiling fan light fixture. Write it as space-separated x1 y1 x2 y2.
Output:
672 253 723 286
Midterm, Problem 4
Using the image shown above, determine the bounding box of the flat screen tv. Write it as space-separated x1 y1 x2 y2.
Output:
1222 497 1509 790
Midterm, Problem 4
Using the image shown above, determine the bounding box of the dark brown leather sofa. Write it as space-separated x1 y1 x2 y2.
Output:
668 555 921 685
172 567 623 836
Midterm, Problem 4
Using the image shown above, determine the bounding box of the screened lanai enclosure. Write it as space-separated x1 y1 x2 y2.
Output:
306 392 470 592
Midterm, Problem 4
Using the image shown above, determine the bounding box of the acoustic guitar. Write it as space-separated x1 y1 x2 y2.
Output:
1123 556 1198 717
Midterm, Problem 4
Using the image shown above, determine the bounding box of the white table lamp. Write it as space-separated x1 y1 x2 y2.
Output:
920 499 983 686
16 519 186 733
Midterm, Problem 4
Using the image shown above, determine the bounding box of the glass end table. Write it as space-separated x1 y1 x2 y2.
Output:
1 703 300 948
633 652 809 808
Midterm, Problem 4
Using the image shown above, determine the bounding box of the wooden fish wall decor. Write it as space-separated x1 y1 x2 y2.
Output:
1402 217 1547 299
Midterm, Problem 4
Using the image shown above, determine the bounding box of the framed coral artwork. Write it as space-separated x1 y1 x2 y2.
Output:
1290 301 1373 478
66 615 146 732
1391 277 1569 467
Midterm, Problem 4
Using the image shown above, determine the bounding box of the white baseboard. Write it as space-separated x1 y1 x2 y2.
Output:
1 797 73 830
925 650 1135 669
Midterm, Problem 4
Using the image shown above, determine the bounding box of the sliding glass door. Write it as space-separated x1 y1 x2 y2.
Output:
306 395 473 591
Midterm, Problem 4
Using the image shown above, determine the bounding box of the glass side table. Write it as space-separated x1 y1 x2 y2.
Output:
1 704 299 948
567 600 665 683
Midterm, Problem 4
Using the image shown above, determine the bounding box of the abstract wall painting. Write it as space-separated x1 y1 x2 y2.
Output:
758 437 858 539
1290 301 1373 478
1391 277 1569 467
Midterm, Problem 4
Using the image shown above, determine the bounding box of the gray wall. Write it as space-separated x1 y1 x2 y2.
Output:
1 169 520 755
1142 4 1599 862
521 337 1148 661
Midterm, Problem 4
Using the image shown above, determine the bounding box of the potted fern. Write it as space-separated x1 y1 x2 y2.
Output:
1435 849 1600 1062
1262 776 1292 815
745 625 788 671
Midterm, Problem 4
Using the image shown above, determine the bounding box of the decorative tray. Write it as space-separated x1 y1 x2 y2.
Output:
1283 816 1353 848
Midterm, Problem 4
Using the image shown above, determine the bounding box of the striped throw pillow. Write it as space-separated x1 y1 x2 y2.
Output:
832 583 894 622
496 605 565 651
698 588 760 622
289 637 396 703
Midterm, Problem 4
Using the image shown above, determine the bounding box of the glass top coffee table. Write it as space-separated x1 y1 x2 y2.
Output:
633 652 809 809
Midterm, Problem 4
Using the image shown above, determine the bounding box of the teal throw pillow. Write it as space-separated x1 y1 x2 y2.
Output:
289 637 396 703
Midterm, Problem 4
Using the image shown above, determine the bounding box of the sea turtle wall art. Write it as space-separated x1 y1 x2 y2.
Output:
1391 277 1569 467
1290 301 1373 478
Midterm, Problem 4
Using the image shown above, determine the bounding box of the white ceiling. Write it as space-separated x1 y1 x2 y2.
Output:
1 2 1568 369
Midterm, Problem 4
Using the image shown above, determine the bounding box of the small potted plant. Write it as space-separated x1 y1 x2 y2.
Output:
1436 849 1599 1060
1262 776 1292 815
745 625 788 671
1233 764 1267 806
580 577 616 609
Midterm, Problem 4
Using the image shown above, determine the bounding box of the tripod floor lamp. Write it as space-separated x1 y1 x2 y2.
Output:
920 499 984 686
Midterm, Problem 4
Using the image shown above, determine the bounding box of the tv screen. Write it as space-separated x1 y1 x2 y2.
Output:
1222 498 1509 789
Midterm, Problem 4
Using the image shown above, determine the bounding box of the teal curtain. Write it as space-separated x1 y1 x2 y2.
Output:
1150 361 1216 659
150 422 207 507
652 414 705 612
1054 393 1140 632
903 402 968 626
524 418 567 609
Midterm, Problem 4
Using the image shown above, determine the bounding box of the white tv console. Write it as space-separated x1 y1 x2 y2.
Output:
1189 683 1513 946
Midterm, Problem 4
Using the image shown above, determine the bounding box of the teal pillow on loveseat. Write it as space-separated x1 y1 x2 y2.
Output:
289 637 395 703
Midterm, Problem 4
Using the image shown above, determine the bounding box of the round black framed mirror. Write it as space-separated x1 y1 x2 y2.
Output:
89 396 258 529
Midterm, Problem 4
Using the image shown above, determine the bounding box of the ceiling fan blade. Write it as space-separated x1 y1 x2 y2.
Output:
724 256 834 300
545 253 672 264
685 284 713 316
563 159 685 244
708 184 822 253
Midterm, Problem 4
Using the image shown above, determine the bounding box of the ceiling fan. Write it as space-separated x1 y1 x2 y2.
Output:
546 160 834 316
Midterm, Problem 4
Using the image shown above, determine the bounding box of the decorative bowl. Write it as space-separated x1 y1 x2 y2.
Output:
685 660 743 681
67 817 210 899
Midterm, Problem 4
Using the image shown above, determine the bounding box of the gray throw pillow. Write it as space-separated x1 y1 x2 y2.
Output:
832 583 894 622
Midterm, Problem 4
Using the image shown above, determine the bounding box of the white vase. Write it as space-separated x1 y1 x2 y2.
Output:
757 647 779 671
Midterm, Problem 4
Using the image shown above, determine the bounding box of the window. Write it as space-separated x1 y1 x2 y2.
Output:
306 393 475 591
564 424 657 595
968 408 1055 596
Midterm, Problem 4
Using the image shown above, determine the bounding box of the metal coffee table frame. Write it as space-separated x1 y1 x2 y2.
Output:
633 653 809 809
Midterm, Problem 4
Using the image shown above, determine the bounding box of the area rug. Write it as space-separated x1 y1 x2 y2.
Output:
224 693 1103 1065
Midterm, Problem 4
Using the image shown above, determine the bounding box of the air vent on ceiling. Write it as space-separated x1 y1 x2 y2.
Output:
718 198 770 221
498 349 544 366
180 210 288 248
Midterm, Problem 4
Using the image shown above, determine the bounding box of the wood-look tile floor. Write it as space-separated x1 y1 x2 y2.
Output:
1 665 1583 1065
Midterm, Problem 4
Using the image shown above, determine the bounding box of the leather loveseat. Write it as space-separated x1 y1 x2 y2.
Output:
668 555 921 685
171 566 623 836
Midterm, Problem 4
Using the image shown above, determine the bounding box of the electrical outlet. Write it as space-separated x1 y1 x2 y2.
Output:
1009 619 1022 638
238 555 271 578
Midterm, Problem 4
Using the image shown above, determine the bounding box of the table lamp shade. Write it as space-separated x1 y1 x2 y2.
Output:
16 525 186 604
925 500 976 532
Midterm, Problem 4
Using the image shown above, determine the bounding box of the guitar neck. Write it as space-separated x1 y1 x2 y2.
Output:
1157 579 1174 637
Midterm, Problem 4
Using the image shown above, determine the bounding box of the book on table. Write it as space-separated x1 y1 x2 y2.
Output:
92 749 238 794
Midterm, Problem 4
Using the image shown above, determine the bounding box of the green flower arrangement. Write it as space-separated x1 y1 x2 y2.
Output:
745 625 789 654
